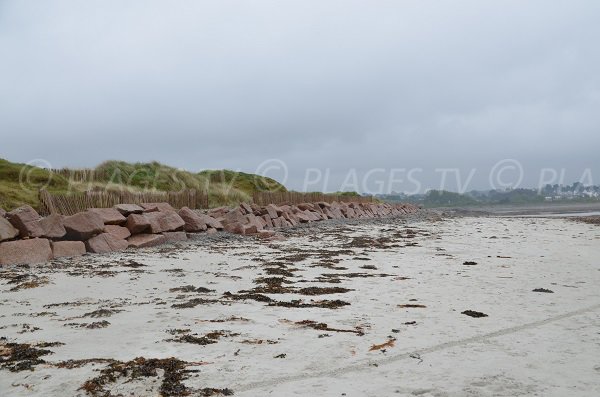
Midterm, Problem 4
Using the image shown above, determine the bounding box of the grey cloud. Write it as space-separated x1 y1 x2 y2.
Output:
1 0 599 192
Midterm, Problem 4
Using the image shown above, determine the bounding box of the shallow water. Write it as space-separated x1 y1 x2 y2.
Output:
514 211 600 218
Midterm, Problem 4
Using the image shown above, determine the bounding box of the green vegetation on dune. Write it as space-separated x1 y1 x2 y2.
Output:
92 161 286 193
198 169 286 193
0 159 286 211
0 159 70 210
93 160 210 191
0 159 69 190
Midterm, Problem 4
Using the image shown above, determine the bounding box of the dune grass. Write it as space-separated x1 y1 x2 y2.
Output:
208 183 252 207
0 159 71 210
199 169 286 194
0 159 286 211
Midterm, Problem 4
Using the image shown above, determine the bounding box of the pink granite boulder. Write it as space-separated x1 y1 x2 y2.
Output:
244 214 264 232
63 211 105 240
145 211 185 233
39 214 67 239
88 208 127 225
265 204 281 219
104 225 132 240
140 203 175 213
239 202 252 214
127 234 166 248
85 233 129 254
52 241 86 258
178 207 208 232
207 206 228 218
161 231 187 243
0 238 52 265
222 208 245 226
0 217 19 242
6 205 44 238
200 214 223 230
223 222 244 234
114 204 144 216
125 214 151 234
261 214 274 229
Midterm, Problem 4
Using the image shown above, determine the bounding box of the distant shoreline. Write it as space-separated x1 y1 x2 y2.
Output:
440 202 600 216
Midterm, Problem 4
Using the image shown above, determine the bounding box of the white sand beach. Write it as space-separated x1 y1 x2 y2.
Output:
1 215 599 396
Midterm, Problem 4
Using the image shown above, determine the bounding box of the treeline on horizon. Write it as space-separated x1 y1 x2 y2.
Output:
379 184 600 208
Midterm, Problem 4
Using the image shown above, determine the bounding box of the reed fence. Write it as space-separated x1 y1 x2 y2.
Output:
49 168 107 183
39 189 208 216
252 191 375 206
38 189 373 216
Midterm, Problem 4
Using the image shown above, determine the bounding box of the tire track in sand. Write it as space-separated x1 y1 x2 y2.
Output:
233 303 600 392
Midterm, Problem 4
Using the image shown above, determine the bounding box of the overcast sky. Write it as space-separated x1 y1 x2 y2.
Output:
1 1 599 193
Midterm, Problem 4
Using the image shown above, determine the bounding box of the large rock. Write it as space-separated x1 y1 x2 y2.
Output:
125 214 151 234
297 203 315 211
63 211 105 240
225 221 259 235
200 214 223 230
114 204 144 216
0 208 6 217
367 204 380 216
178 207 208 232
261 214 273 229
322 207 335 219
207 206 228 218
256 216 267 228
161 231 187 243
88 208 127 225
295 212 313 223
281 211 299 226
0 238 52 265
140 203 175 213
304 210 321 221
328 204 344 219
272 217 285 228
341 206 356 218
52 241 86 258
265 204 281 219
242 224 259 235
145 211 185 233
245 214 264 231
104 225 131 240
127 234 166 248
39 214 67 239
222 208 245 225
0 217 19 242
85 233 129 254
353 206 366 218
239 202 253 214
223 222 244 234
6 205 44 238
